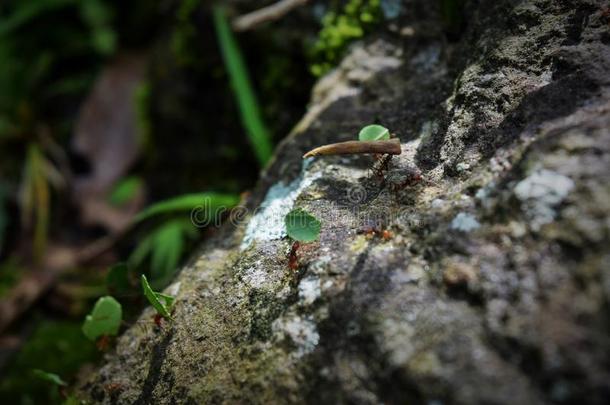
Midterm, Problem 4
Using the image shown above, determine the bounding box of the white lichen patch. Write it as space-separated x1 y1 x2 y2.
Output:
273 314 320 357
514 169 574 230
450 212 481 232
298 276 321 306
241 160 321 250
241 263 270 289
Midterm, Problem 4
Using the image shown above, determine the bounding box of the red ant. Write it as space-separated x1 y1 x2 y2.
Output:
104 382 123 395
358 226 393 240
96 335 111 351
153 313 164 328
288 241 300 270
370 154 393 182
389 169 423 192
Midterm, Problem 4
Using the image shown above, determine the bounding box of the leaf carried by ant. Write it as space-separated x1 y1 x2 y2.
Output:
358 124 390 141
141 274 175 320
285 208 321 243
82 296 122 341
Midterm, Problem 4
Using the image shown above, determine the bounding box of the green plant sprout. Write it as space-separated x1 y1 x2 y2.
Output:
285 208 321 242
358 124 389 141
82 296 122 341
141 274 175 320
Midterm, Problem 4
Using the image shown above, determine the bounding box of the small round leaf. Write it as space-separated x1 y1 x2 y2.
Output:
285 209 321 242
82 296 122 341
358 124 390 141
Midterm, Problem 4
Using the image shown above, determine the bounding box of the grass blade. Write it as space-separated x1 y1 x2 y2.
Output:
134 192 239 223
212 5 273 167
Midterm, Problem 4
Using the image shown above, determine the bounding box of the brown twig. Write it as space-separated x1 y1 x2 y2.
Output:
232 0 309 31
303 139 402 158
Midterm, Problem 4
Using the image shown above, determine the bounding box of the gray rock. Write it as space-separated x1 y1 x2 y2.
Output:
80 0 610 404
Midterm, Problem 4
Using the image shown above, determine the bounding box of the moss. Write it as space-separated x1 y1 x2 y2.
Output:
309 0 382 76
248 289 286 341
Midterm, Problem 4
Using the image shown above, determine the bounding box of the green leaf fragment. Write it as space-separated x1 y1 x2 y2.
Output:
141 275 175 320
358 124 390 141
285 208 321 242
82 296 122 341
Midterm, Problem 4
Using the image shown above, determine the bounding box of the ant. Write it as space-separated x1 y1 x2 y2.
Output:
153 313 164 328
388 167 424 192
371 153 393 181
288 241 300 270
96 335 112 351
104 382 124 396
358 225 394 240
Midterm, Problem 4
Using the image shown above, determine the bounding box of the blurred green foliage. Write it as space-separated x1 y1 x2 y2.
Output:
0 257 22 297
310 0 382 76
20 144 53 261
0 183 9 255
440 0 465 36
171 0 202 66
127 192 238 286
32 369 67 387
108 176 144 207
0 0 116 136
134 81 152 150
129 219 198 286
0 319 99 404
0 0 118 258
105 262 132 296
213 5 273 167
134 192 239 223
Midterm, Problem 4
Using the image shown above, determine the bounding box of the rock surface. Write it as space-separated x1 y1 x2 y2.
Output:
81 0 610 403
